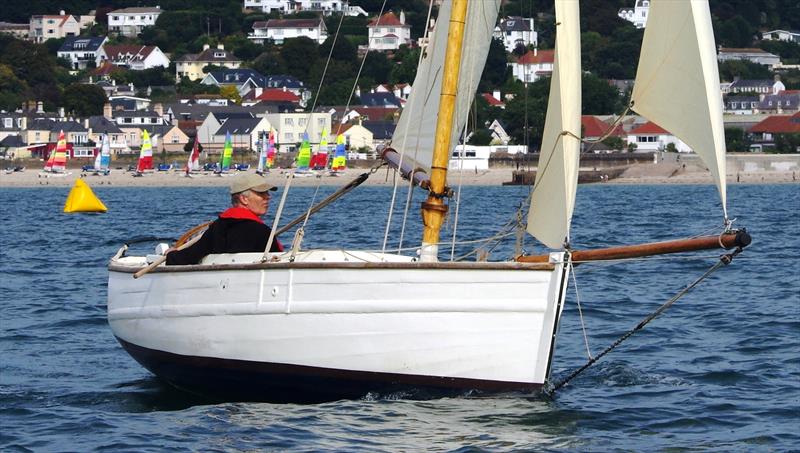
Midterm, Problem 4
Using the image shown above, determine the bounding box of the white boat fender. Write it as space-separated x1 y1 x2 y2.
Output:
146 243 170 263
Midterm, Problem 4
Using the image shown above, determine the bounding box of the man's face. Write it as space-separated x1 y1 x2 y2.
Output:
241 190 270 216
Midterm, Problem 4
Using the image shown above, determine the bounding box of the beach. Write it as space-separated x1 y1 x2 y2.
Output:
2 161 797 188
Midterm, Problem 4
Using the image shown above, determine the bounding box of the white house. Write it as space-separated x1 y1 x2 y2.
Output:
626 121 691 153
242 0 366 16
265 112 331 152
509 49 554 83
762 29 800 43
450 145 491 171
107 6 162 37
57 36 107 70
494 16 537 53
212 116 272 153
100 45 170 70
718 48 782 68
617 0 649 29
248 18 328 44
368 11 412 51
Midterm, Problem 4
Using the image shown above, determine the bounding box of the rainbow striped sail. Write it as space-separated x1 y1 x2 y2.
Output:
266 129 276 169
44 130 68 173
137 130 153 173
332 133 347 171
296 132 311 171
220 131 233 172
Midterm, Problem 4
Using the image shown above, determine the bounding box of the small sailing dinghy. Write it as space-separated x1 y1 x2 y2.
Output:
133 130 154 177
215 132 234 176
40 130 70 177
90 134 111 175
107 0 750 402
185 136 201 177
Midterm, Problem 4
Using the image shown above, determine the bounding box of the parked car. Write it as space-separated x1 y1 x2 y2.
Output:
235 163 250 171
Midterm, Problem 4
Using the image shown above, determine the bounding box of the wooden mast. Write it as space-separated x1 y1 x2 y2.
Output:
419 0 468 262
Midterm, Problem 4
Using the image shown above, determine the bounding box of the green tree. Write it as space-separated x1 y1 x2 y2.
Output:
251 48 287 75
725 127 751 152
718 60 772 81
717 16 754 48
389 46 420 84
479 38 509 91
0 63 28 111
773 133 800 153
319 34 356 62
62 83 106 116
467 129 493 146
582 72 624 114
280 37 320 82
360 52 392 85
219 85 242 105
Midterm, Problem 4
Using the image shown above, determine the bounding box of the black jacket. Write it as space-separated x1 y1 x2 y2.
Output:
166 217 282 265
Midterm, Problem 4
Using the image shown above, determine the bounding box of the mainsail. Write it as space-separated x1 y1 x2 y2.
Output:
95 134 111 171
297 133 311 171
630 0 727 217
220 131 233 171
256 132 268 174
390 0 501 170
267 129 276 169
186 136 200 175
44 130 68 173
527 0 582 249
332 133 347 171
137 130 153 173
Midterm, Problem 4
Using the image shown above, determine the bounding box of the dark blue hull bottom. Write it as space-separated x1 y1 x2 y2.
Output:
116 337 543 403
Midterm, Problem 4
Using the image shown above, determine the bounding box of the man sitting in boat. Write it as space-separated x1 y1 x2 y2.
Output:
166 173 284 265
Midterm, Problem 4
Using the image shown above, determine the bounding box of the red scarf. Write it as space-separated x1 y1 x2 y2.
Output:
219 207 264 224
218 207 284 251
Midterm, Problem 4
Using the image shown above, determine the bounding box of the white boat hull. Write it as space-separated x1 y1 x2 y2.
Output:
107 251 569 401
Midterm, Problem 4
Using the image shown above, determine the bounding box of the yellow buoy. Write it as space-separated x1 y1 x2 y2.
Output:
64 178 108 213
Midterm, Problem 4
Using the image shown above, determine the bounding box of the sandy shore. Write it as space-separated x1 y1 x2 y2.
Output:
1 164 796 188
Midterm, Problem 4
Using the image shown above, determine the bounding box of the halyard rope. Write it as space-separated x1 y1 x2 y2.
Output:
545 246 745 395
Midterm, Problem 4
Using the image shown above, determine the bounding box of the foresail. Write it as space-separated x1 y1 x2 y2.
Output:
631 0 727 217
526 0 582 249
390 0 501 171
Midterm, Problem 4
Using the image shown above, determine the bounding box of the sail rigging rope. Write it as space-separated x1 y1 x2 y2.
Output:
545 245 745 395
383 0 435 255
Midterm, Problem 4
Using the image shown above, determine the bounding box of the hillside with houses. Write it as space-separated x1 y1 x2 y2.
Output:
0 0 799 167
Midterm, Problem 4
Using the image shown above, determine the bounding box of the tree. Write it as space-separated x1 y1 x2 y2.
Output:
319 35 356 62
468 129 493 146
280 37 320 82
184 138 203 154
62 83 106 116
389 46 420 84
725 127 751 152
219 85 242 105
718 60 772 81
480 38 509 91
773 133 800 153
582 72 624 114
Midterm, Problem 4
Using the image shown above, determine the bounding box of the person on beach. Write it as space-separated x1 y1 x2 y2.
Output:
166 173 284 265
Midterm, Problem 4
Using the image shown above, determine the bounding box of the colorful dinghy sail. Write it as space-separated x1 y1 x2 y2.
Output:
186 136 201 175
44 130 68 173
331 133 347 171
220 132 233 172
137 130 154 173
266 129 276 170
296 132 311 171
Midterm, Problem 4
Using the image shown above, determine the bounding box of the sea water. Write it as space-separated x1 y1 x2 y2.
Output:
0 183 798 451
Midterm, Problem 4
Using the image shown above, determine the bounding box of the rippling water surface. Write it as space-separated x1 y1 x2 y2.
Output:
1 183 798 451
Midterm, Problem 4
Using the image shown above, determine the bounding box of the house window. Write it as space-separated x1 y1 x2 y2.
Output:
284 118 294 126
171 134 179 143
214 51 226 58
3 118 11 128
298 118 306 126
318 118 325 127
284 132 294 141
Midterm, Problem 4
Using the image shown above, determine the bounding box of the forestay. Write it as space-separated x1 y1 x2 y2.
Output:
631 0 727 217
390 0 501 171
527 0 582 249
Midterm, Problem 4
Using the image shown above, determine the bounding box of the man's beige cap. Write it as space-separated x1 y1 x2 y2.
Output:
230 173 278 194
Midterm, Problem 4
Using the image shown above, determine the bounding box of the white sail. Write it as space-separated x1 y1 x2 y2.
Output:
527 0 582 249
390 0 501 171
631 0 727 217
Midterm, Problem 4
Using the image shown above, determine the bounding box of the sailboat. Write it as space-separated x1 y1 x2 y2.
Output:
266 129 277 171
40 130 69 177
185 136 201 177
107 0 749 402
330 133 347 175
92 134 111 175
295 132 313 175
256 131 268 175
216 131 233 175
311 128 329 170
134 129 154 176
